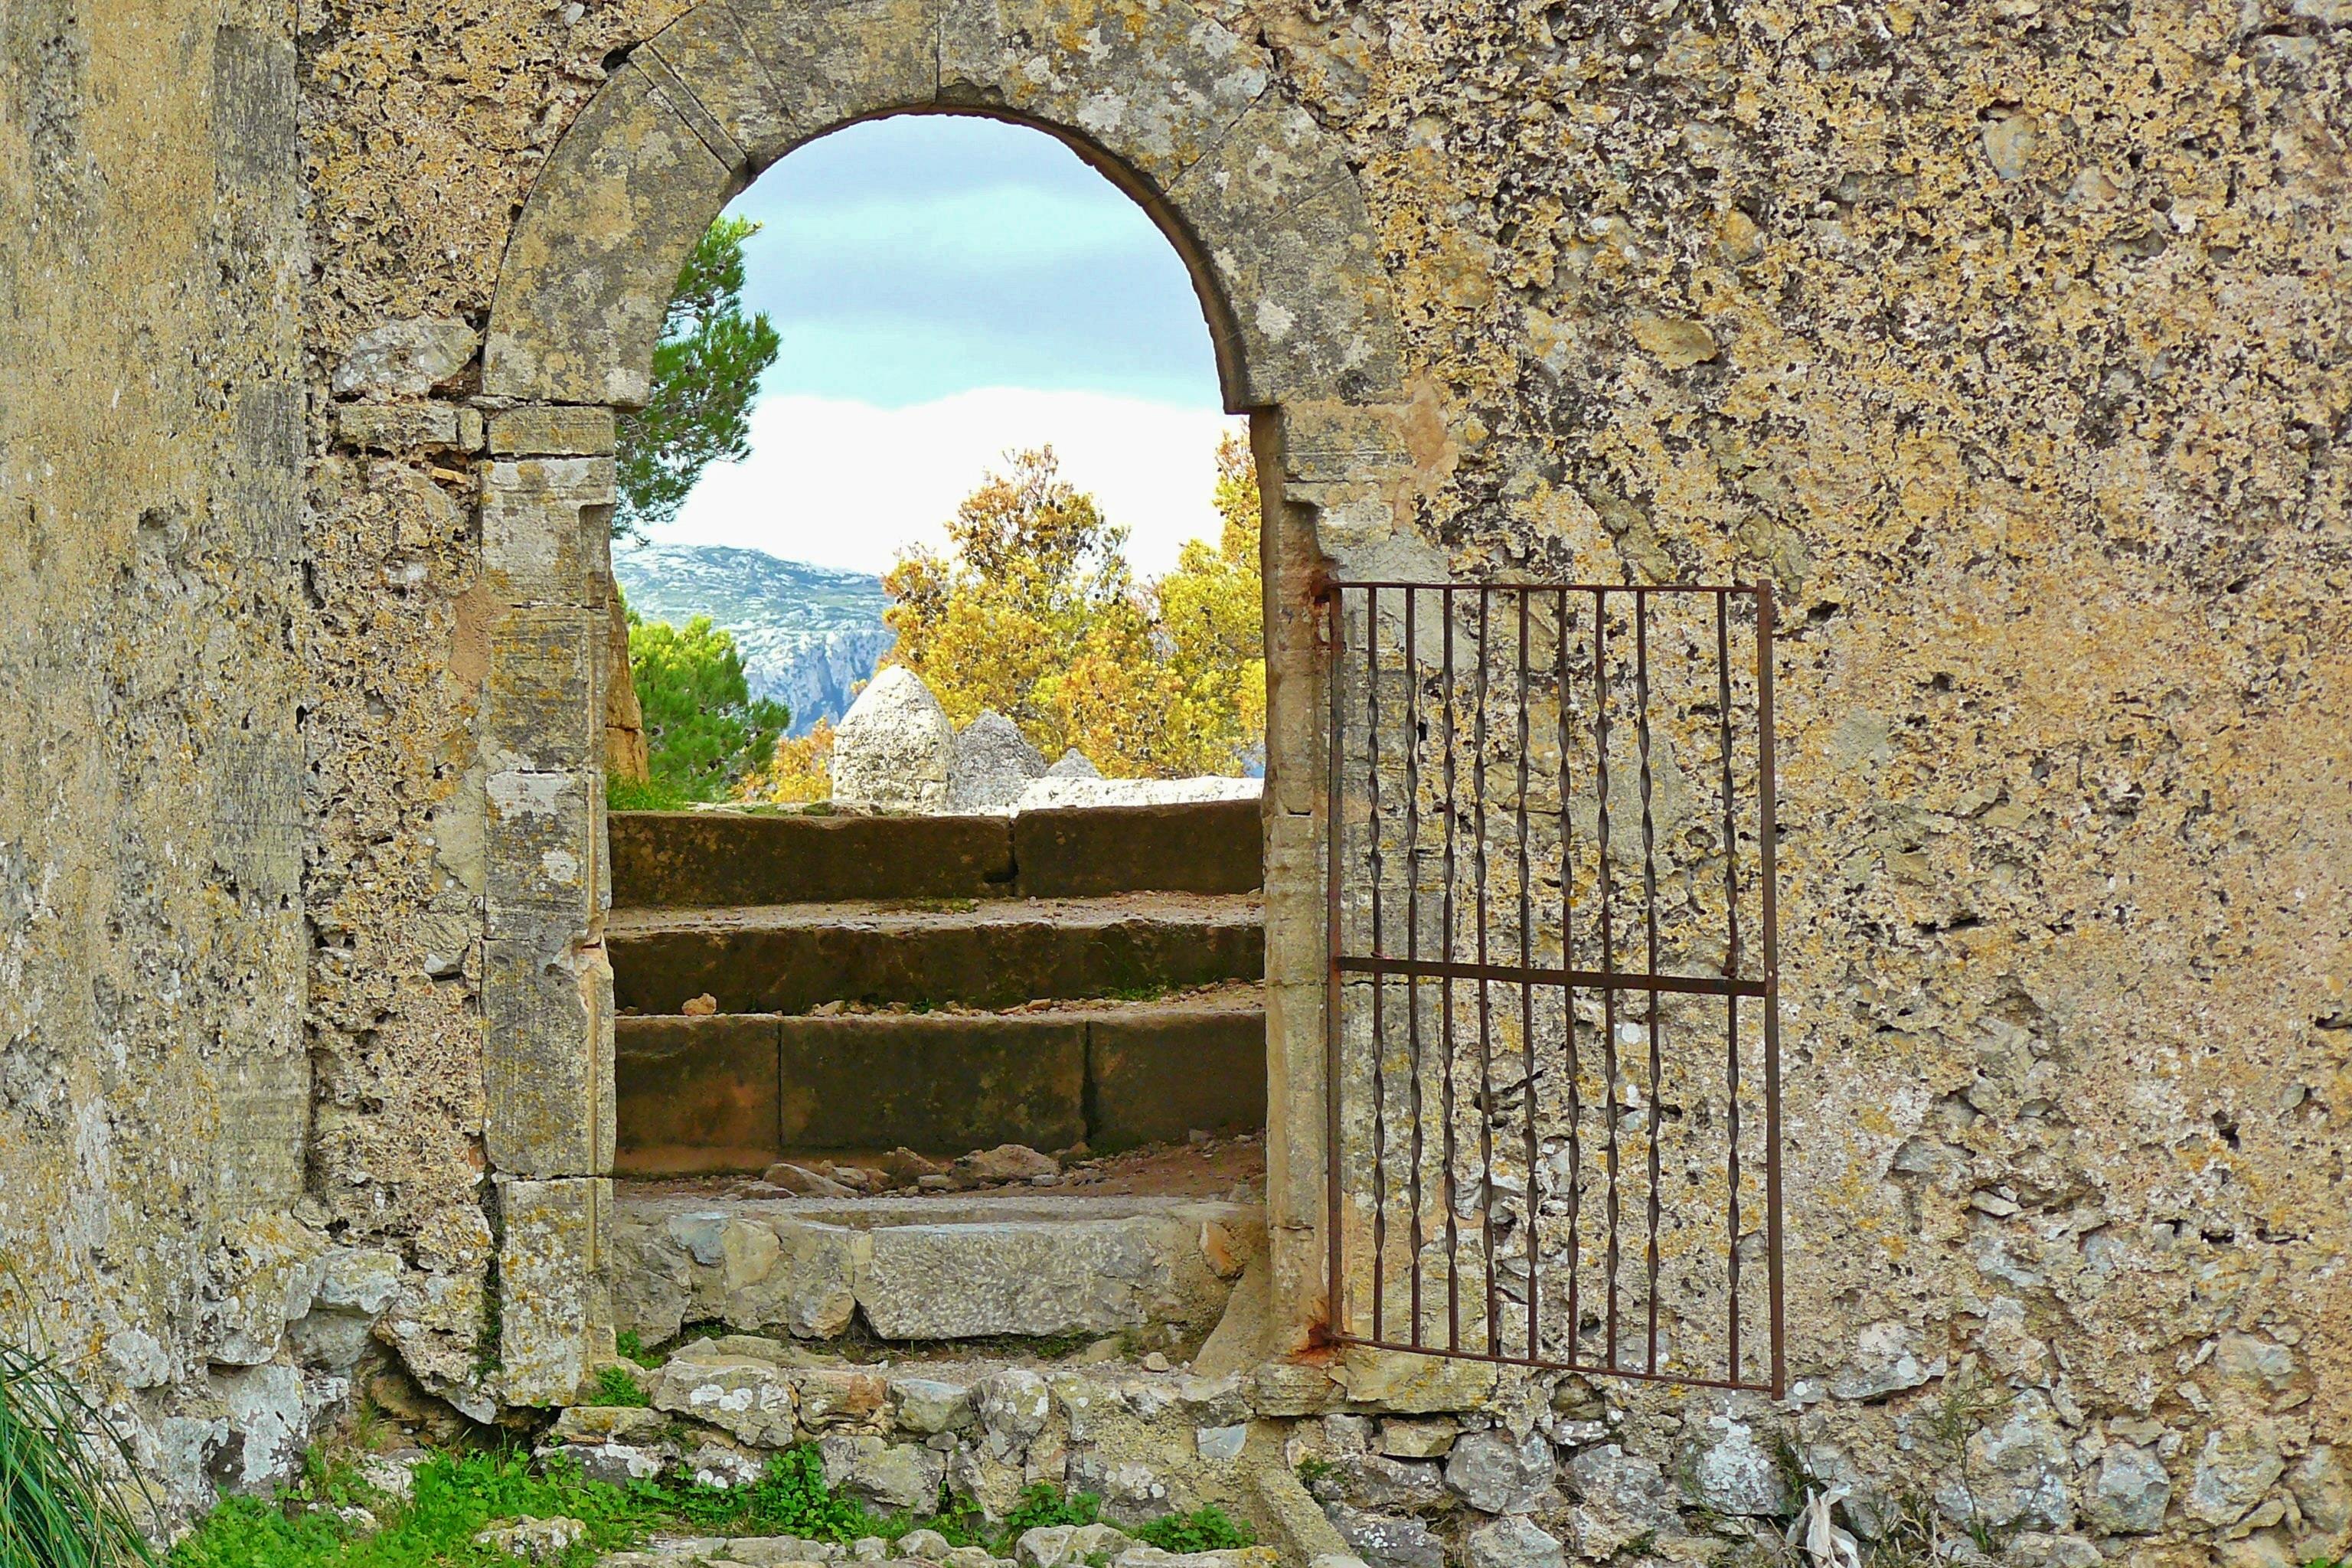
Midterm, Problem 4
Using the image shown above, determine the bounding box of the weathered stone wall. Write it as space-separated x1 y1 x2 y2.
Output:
0 0 334 1512
287 0 2351 1555
5 0 2347 1550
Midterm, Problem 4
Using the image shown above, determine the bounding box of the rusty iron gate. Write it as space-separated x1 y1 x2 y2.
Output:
1322 581 1782 1393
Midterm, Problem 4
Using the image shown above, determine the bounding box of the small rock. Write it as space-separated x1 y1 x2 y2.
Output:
1378 1419 1459 1459
1196 1424 1247 1461
2189 1425 2285 1527
1322 1503 1444 1568
1144 1352 1172 1373
891 1377 975 1435
977 1367 1052 1442
1445 1429 1556 1514
949 710 1048 813
1044 748 1101 779
1684 1410 1789 1516
2006 1533 2102 1568
1327 1452 1450 1511
552 1404 668 1443
472 1515 586 1562
1829 1321 1942 1402
854 1537 893 1560
2085 1443 2171 1534
822 1435 947 1511
764 1161 856 1198
549 1439 671 1485
797 1367 889 1429
1014 1525 1078 1567
943 1549 1008 1568
654 1357 797 1447
682 993 719 1017
358 1449 424 1499
880 1148 948 1184
2289 1446 2349 1537
1465 1515 1565 1568
332 316 475 397
686 1443 764 1488
952 1145 1060 1185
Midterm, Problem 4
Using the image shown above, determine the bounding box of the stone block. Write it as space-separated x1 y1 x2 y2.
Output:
482 935 615 1178
334 402 462 451
795 1367 888 1429
1086 1003 1265 1151
1012 799 1264 897
724 0 938 149
653 1353 799 1446
485 762 603 921
1165 99 1403 407
488 407 617 457
776 1014 1086 1155
332 316 475 397
616 1014 782 1176
936 0 1268 195
484 63 741 405
639 3 794 171
608 808 1015 906
479 457 616 609
497 1176 614 1406
820 1435 947 1510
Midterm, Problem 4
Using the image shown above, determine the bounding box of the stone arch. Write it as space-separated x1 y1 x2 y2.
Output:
473 0 1423 1400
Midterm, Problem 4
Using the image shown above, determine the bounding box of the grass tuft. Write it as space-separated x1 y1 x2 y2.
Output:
585 1366 650 1409
0 1338 158 1567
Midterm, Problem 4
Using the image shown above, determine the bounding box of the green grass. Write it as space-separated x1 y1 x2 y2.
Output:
612 1332 662 1371
606 777 695 812
583 1367 649 1408
1 1339 158 1566
1132 1505 1253 1554
168 1442 984 1568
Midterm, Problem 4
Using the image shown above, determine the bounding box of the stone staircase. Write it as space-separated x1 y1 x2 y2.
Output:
606 799 1267 1174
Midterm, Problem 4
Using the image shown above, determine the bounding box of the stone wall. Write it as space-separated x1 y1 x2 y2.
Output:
0 0 335 1512
2 0 2347 1551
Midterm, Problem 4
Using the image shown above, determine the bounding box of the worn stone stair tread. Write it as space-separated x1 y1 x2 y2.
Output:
612 1192 1266 1343
616 996 1267 1174
608 892 1265 1015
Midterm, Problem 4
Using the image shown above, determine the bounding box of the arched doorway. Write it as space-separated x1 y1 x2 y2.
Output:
471 0 1426 1402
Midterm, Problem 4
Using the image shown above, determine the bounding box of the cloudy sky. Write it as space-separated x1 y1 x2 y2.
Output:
656 114 1240 579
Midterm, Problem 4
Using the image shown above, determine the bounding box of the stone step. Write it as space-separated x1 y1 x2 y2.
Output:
609 893 1263 1016
616 996 1266 1174
610 799 1263 909
611 1193 1266 1344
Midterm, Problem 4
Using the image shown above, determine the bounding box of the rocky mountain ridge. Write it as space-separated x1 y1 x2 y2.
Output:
614 542 893 734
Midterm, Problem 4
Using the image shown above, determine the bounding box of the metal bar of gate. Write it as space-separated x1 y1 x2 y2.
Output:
1324 579 1782 1393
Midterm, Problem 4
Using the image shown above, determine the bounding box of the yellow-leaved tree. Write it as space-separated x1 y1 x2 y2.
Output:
880 439 1264 779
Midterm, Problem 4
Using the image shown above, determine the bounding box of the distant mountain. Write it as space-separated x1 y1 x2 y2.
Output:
613 543 893 735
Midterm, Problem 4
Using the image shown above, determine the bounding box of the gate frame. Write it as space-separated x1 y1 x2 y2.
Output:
1321 580 1785 1395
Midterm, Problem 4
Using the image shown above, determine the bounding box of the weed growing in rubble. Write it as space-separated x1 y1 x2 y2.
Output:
612 1331 662 1370
585 1366 651 1408
0 1337 158 1567
1133 1504 1253 1554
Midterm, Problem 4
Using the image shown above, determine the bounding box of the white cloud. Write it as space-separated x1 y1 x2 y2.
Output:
658 389 1245 579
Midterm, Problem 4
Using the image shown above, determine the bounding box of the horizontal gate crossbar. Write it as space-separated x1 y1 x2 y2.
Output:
1335 955 1765 999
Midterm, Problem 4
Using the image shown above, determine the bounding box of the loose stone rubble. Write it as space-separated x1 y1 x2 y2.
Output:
947 710 1048 814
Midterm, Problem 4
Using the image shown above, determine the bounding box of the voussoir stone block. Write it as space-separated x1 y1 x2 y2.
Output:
937 0 1269 191
497 1176 614 1406
485 62 741 405
640 1 795 172
1166 97 1402 407
724 0 939 147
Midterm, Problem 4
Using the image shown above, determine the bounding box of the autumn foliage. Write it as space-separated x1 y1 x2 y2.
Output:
880 438 1264 779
